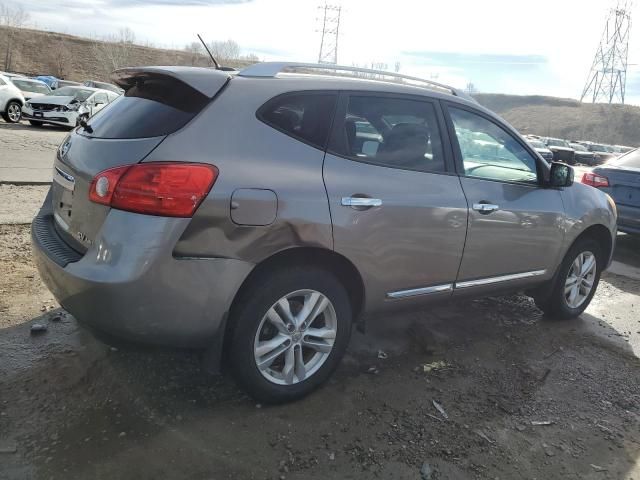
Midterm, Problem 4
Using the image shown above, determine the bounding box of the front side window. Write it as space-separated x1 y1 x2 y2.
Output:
450 107 538 184
334 95 446 173
259 93 338 150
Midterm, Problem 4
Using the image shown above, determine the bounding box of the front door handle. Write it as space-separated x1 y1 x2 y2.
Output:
341 197 382 208
472 203 500 214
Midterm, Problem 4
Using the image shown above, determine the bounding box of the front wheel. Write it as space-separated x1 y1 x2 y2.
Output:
229 267 352 403
2 101 22 123
534 237 603 319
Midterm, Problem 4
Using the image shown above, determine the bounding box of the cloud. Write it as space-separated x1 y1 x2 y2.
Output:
106 0 253 5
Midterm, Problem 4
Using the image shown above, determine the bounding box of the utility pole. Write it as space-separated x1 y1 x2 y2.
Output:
317 3 341 64
581 1 632 104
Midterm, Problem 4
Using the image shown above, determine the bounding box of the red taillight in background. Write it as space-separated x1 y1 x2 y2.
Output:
581 172 609 188
89 163 218 217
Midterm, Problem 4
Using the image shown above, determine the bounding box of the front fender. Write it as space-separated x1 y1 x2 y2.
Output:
560 181 616 257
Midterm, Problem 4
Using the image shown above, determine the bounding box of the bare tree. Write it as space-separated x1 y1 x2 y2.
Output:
243 53 259 63
184 41 205 66
92 28 137 77
208 39 240 61
0 3 30 27
48 42 73 78
0 3 30 71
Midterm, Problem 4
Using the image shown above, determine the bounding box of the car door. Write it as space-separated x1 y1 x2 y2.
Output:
323 93 468 312
0 77 8 108
443 103 565 293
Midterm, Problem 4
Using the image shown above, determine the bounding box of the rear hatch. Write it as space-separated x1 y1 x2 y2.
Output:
50 67 230 252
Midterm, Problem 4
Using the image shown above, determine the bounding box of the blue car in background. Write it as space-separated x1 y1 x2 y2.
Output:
36 76 59 89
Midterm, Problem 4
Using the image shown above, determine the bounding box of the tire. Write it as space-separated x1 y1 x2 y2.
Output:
29 120 43 127
229 266 352 403
534 237 603 319
2 101 22 123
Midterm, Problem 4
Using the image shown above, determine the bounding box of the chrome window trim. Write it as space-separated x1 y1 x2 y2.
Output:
386 284 453 299
455 270 546 289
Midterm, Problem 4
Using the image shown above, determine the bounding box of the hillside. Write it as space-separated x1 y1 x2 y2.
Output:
2 25 639 146
475 93 640 146
0 26 249 82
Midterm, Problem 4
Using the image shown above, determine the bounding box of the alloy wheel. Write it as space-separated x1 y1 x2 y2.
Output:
7 103 21 122
253 289 337 385
564 251 597 309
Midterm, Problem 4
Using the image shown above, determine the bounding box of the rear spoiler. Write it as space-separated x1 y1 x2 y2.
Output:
112 66 230 97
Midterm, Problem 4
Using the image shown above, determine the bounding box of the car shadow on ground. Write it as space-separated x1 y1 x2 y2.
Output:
614 233 640 269
1 294 639 480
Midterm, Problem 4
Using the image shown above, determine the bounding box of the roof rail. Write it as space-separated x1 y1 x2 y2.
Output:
238 62 475 101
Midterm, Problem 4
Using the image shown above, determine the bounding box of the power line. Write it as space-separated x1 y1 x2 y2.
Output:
581 1 632 104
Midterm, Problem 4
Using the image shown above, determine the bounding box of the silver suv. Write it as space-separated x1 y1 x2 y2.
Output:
32 63 617 403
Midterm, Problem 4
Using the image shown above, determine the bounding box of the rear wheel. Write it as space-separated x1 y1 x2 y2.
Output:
2 101 22 123
229 267 352 403
534 237 603 319
29 120 43 127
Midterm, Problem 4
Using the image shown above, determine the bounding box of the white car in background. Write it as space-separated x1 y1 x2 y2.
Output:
22 86 119 128
0 73 26 123
9 77 52 101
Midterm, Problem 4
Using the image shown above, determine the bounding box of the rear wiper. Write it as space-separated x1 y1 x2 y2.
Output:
79 119 93 134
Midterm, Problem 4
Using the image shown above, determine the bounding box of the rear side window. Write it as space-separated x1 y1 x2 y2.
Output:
83 74 210 139
331 95 446 173
258 93 338 150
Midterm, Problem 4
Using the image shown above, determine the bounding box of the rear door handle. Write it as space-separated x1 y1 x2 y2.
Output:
472 203 500 214
341 197 382 208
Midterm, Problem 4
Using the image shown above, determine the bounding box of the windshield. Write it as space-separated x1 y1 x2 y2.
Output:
13 80 50 94
528 140 545 148
590 144 608 151
570 143 587 152
546 139 568 147
52 87 94 101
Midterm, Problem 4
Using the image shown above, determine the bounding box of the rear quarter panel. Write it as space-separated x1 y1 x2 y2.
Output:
146 78 334 264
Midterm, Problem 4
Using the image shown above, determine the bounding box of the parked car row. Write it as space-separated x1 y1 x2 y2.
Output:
525 134 634 166
0 71 122 128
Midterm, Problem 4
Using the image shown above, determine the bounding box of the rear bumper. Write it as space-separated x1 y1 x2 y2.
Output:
617 203 640 234
31 201 253 348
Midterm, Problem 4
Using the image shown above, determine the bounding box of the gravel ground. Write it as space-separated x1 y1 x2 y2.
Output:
0 122 65 184
0 185 49 224
0 222 639 480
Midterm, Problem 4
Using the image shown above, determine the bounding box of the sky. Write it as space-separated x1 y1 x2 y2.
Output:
10 0 640 104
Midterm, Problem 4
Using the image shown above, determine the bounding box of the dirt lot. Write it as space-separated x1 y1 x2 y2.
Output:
1 219 639 480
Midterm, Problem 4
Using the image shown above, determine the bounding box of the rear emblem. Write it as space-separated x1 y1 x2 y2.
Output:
54 166 75 184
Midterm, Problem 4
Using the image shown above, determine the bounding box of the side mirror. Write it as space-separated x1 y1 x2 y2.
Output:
549 161 574 187
94 101 104 106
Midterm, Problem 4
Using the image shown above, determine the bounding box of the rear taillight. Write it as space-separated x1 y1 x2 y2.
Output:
581 172 609 188
89 162 218 217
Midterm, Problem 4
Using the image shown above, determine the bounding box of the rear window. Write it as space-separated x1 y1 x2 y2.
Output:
83 74 210 139
609 149 640 168
258 92 338 150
